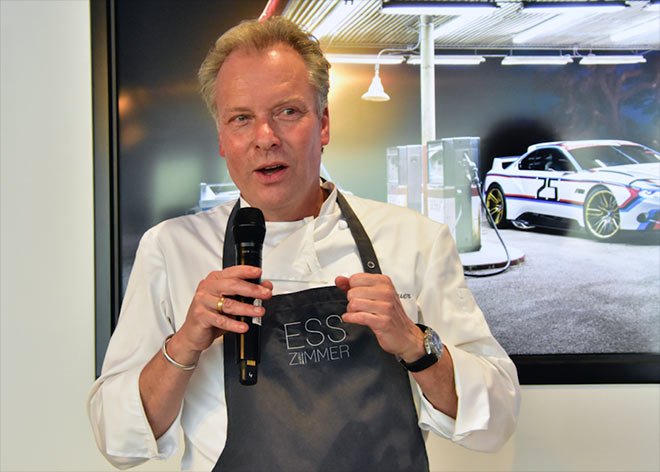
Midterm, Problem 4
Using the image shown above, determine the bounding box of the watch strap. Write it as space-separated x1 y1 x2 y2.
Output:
399 324 440 373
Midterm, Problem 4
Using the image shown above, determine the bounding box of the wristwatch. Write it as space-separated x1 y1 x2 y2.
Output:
399 324 443 372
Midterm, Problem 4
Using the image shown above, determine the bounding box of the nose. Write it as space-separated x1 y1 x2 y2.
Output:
254 118 280 151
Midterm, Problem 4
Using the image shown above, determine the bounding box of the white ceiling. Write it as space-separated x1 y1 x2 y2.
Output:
282 0 660 53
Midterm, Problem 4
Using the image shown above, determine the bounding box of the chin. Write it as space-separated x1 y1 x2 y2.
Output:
248 194 291 215
248 183 319 220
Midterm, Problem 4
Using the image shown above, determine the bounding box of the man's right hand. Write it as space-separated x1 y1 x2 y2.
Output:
139 265 272 439
166 265 273 367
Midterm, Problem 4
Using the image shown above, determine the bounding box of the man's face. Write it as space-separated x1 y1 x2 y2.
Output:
215 44 330 221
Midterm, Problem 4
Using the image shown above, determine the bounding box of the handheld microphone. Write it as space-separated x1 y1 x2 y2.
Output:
232 207 266 386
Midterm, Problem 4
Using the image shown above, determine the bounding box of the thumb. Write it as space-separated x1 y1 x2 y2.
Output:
334 275 350 292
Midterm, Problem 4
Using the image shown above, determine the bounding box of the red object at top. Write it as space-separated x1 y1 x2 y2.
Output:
259 0 280 21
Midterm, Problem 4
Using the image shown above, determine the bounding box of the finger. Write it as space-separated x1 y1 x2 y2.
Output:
208 265 263 280
201 297 254 333
261 280 274 291
201 277 272 303
342 273 394 291
182 297 248 344
351 273 390 287
217 295 266 318
211 311 250 334
342 310 382 329
345 284 392 302
217 280 273 319
346 297 393 316
335 275 350 292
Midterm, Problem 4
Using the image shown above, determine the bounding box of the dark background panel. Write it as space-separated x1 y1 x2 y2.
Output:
93 0 660 381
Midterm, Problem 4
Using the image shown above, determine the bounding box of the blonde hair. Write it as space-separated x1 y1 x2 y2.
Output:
198 17 330 122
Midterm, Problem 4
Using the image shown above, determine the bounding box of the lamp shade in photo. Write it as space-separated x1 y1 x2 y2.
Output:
361 69 390 101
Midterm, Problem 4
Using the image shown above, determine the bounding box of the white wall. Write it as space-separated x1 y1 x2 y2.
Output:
0 1 657 471
0 1 175 470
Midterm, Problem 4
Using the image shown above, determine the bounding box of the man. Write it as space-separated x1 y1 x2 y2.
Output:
88 17 520 471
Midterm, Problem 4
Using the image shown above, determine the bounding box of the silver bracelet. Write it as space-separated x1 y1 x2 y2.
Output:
161 334 197 371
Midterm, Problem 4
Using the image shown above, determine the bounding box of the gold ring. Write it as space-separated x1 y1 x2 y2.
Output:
217 296 225 313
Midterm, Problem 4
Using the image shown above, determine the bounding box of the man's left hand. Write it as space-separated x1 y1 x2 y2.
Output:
335 274 424 363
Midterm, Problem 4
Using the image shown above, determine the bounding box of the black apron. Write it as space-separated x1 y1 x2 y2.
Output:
214 193 429 472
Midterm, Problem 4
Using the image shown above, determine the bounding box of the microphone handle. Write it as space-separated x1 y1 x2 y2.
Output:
236 280 259 385
236 249 261 386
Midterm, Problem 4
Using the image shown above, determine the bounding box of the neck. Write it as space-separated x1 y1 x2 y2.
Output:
255 186 330 222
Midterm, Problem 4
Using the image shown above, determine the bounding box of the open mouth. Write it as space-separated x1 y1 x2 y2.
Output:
257 164 287 176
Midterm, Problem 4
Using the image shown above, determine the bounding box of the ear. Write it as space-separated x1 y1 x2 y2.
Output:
320 106 330 146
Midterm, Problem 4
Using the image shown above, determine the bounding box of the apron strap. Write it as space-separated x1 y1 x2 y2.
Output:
335 191 381 274
223 190 382 274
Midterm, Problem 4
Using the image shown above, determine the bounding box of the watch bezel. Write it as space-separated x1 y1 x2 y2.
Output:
424 327 443 357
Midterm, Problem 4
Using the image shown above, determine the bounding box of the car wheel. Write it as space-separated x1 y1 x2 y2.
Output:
583 188 620 240
485 184 510 229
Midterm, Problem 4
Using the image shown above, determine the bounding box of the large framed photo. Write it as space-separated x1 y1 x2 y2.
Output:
91 0 660 382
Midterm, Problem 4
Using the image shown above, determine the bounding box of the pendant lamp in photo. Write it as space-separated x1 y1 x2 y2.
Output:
361 65 390 102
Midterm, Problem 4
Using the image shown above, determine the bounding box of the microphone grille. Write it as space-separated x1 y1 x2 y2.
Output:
233 207 266 245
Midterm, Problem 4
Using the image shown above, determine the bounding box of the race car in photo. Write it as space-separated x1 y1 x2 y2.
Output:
483 140 660 240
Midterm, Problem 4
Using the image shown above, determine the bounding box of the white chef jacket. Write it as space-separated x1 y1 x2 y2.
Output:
88 182 520 471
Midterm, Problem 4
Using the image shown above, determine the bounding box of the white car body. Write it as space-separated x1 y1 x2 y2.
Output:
484 140 660 238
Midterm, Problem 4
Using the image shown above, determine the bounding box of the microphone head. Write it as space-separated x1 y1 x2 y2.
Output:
233 207 266 245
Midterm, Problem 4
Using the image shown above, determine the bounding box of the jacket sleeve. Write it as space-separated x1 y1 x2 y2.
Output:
415 224 521 452
87 229 182 468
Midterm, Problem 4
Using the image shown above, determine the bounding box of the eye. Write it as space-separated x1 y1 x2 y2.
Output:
231 114 248 123
281 108 297 116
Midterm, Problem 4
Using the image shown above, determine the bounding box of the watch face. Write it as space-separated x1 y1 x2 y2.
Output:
424 329 443 357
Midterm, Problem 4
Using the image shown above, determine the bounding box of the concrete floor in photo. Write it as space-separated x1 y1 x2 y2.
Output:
461 222 660 355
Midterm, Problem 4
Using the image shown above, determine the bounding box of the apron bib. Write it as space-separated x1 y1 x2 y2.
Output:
214 193 429 472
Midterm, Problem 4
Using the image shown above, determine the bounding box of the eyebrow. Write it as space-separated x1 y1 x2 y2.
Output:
220 96 309 117
273 95 306 108
221 106 252 115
